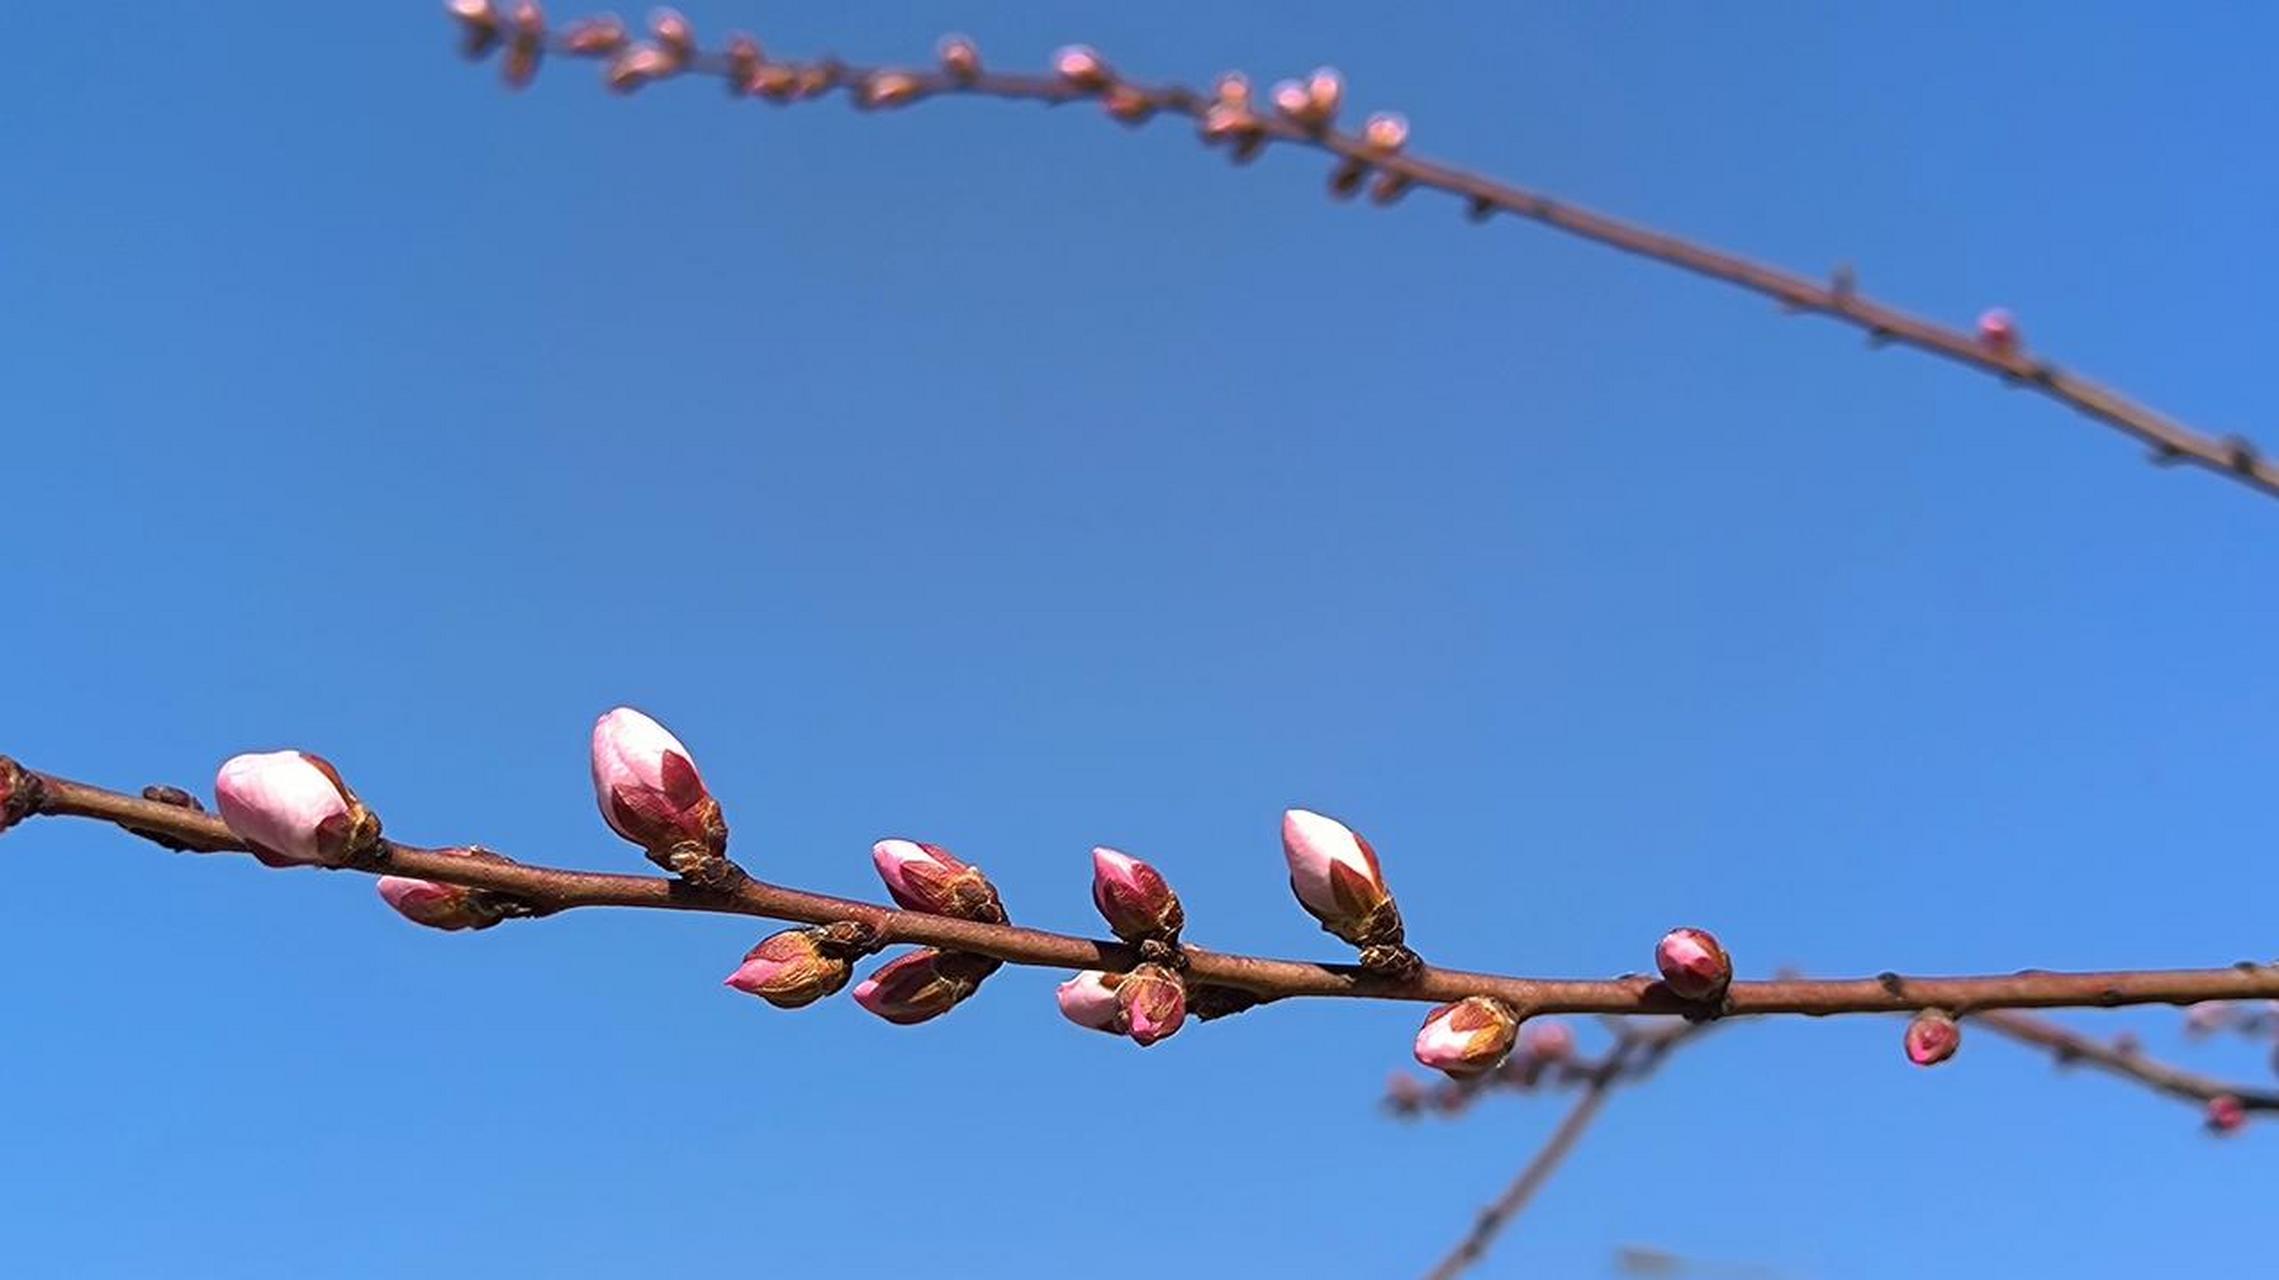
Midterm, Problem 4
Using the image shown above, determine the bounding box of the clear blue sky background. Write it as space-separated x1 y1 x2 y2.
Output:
6 4 2276 1276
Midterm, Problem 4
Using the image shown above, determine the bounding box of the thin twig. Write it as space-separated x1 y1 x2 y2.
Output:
20 767 2279 1018
1974 1008 2279 1113
473 17 2278 502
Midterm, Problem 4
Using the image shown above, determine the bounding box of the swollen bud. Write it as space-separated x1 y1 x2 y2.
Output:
1413 996 1521 1077
1053 45 1110 92
1281 808 1399 948
2206 1094 2248 1135
648 6 694 66
502 1 544 90
589 707 728 872
447 0 501 58
852 949 992 1025
725 929 853 1009
561 15 627 55
1521 1019 1574 1063
214 750 380 868
1118 963 1187 1046
1056 970 1125 1033
1654 927 1731 1002
1977 308 2019 357
1904 1009 1961 1067
872 839 1008 923
0 756 36 835
376 849 499 932
1090 846 1184 943
1363 111 1409 152
937 34 980 81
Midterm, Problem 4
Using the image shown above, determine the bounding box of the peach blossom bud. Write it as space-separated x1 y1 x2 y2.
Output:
447 0 501 58
214 750 377 868
1654 927 1732 1002
502 1 544 89
1522 1019 1574 1062
376 849 496 932
2184 1001 2234 1037
1053 45 1110 91
561 14 627 55
852 948 988 1025
1056 969 1125 1033
606 45 675 92
1305 67 1343 119
723 34 761 90
1118 963 1187 1046
1200 103 1256 144
1364 111 1409 152
1270 78 1311 121
725 929 853 1009
1090 846 1183 943
0 756 33 835
860 71 922 109
938 34 980 80
648 7 693 64
589 707 726 859
1904 1009 1961 1066
1414 996 1521 1077
1281 807 1394 946
749 63 797 101
1977 307 2018 356
2206 1094 2248 1134
872 838 1007 922
1214 72 1251 108
1103 86 1154 125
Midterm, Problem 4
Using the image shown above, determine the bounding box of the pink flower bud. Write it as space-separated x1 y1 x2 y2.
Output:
1090 846 1184 943
1103 86 1154 125
725 929 853 1009
872 838 1007 922
1522 1019 1574 1062
860 71 923 109
1654 927 1732 1002
561 15 627 55
1200 103 1258 145
1977 307 2018 356
1214 72 1251 108
723 34 761 89
447 0 501 58
1305 67 1343 119
1118 963 1187 1046
938 34 980 80
1053 45 1110 91
606 44 675 92
502 1 544 89
1414 996 1521 1077
1904 1009 1961 1066
1281 808 1394 945
1270 78 1311 120
2184 1000 2234 1038
214 750 376 868
852 949 989 1025
1363 111 1409 152
590 707 726 858
648 6 693 63
2207 1094 2248 1135
1056 970 1125 1033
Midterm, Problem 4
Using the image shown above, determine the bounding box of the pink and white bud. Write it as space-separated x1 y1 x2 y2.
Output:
725 929 853 1009
648 7 693 64
937 34 980 80
861 72 923 109
723 34 761 90
1522 1019 1574 1062
1090 846 1184 943
1977 307 2019 356
1654 926 1732 1002
1056 970 1125 1033
852 948 989 1025
1414 996 1521 1077
1281 807 1394 945
561 14 627 55
1200 103 1258 145
1118 963 1187 1046
872 838 1007 922
214 750 376 868
447 0 501 58
1364 111 1409 152
1270 78 1311 121
375 849 496 932
502 1 544 89
2206 1094 2248 1135
2184 1001 2235 1038
1214 72 1251 109
590 707 726 858
1904 1009 1962 1067
1305 67 1343 119
1053 45 1110 91
1103 86 1154 125
606 45 676 92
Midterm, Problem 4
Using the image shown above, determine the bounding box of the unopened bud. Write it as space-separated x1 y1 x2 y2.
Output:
1328 158 1367 199
2206 1094 2248 1135
725 929 853 1008
502 1 544 89
0 756 36 835
589 707 728 868
1977 307 2019 357
861 71 923 109
606 45 675 92
1057 970 1125 1033
749 63 797 101
873 838 1007 922
1522 1019 1574 1062
2184 1001 2234 1038
214 750 379 868
852 949 991 1025
447 0 501 58
1118 963 1187 1046
1281 808 1398 948
1214 72 1251 109
1414 996 1520 1077
1363 111 1409 152
723 34 761 91
1103 86 1154 125
1369 171 1413 205
648 6 693 65
938 34 980 81
561 14 627 55
1270 78 1311 121
1053 45 1110 92
1090 846 1183 943
1305 67 1343 120
1654 927 1731 1002
376 849 499 932
1904 1009 1961 1066
1200 103 1258 146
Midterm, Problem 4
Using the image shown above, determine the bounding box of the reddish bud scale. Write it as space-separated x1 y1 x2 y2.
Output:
2207 1095 2248 1135
1977 307 2019 357
1281 808 1399 949
725 929 853 1009
723 35 761 91
1414 996 1521 1077
589 707 727 862
1904 1009 1961 1067
1118 963 1187 1046
1654 927 1732 1002
0 756 32 834
852 948 995 1025
1090 847 1184 943
873 839 1008 924
376 848 499 932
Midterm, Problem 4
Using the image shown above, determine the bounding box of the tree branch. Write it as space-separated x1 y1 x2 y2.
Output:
1973 1008 2279 1113
20 766 2279 1019
461 13 2279 502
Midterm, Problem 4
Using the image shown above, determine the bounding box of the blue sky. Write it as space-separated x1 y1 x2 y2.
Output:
6 4 2276 1276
